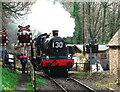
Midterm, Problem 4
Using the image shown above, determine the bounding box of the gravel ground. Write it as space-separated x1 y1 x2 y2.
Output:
36 75 62 91
36 73 93 91
16 70 120 91
35 72 63 91
54 78 92 91
17 73 29 91
70 71 120 91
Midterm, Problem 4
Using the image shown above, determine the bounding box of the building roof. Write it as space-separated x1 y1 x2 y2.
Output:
107 29 120 46
67 44 109 53
74 44 109 52
98 44 109 51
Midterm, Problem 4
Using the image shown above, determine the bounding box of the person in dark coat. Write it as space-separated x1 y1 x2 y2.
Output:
20 54 27 73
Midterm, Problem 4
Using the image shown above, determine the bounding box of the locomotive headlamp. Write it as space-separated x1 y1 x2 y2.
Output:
52 30 58 36
46 56 49 60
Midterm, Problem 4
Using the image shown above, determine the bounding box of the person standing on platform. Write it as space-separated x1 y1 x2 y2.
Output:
20 54 27 73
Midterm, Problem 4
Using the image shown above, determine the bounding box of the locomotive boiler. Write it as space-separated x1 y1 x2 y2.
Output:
33 30 74 76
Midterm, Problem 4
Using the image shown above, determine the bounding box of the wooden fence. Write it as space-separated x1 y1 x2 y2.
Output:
75 62 102 72
74 62 90 72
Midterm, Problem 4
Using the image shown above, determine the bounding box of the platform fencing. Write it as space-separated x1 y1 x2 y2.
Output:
27 61 36 92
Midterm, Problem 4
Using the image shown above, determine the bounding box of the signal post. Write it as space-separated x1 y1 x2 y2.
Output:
0 28 9 67
86 38 98 72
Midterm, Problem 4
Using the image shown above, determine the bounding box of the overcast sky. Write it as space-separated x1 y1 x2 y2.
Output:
25 0 75 37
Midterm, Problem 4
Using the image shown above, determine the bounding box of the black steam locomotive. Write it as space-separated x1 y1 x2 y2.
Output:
32 30 74 76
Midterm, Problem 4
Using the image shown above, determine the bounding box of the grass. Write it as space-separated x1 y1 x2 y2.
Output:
36 74 46 85
26 74 46 90
26 82 34 90
2 67 18 90
72 71 120 90
95 75 120 90
71 72 89 77
0 62 2 65
0 67 2 91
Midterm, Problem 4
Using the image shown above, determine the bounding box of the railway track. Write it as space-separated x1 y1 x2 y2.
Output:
68 77 97 92
52 77 96 92
37 72 96 92
35 72 65 91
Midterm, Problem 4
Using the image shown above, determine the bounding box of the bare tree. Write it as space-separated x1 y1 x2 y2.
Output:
0 1 35 49
1 2 35 26
83 2 119 43
84 2 103 42
107 2 120 40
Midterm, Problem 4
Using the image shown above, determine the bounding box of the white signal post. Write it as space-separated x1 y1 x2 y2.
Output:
0 28 8 46
0 28 8 68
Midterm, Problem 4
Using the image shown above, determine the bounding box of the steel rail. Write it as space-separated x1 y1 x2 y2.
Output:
68 77 97 92
40 73 68 92
37 72 96 92
48 77 68 92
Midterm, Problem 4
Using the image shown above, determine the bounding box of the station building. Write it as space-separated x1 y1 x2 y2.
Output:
107 29 120 84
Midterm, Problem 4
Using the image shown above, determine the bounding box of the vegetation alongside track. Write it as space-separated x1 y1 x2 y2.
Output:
2 66 46 91
26 74 46 90
71 71 120 90
26 76 34 90
36 74 46 85
2 68 18 90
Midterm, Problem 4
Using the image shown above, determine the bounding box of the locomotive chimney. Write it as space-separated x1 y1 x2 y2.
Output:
52 30 58 36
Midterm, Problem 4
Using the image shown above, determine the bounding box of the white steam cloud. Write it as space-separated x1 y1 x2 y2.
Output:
25 0 75 37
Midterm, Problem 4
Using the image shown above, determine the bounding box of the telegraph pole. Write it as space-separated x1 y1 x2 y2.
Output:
82 3 85 56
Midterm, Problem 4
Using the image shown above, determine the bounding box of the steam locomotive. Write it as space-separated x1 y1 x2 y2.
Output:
32 30 74 76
